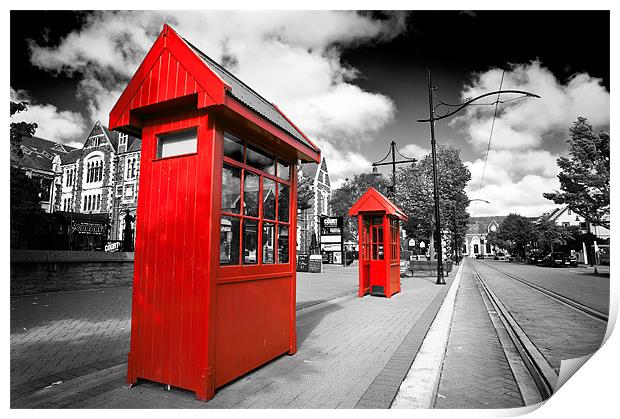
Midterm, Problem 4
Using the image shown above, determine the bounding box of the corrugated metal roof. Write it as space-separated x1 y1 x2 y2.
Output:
183 38 316 152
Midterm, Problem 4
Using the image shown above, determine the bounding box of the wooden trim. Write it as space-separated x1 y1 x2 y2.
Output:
216 271 290 285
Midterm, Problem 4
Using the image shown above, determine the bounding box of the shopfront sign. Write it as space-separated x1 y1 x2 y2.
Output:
74 222 105 234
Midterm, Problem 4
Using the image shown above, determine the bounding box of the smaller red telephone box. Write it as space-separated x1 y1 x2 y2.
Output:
348 188 407 298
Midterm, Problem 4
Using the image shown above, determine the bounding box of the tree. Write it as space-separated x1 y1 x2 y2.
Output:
496 214 534 258
486 230 513 254
544 117 610 229
533 218 574 252
297 171 315 211
10 100 45 248
330 173 390 242
395 145 471 260
11 101 38 158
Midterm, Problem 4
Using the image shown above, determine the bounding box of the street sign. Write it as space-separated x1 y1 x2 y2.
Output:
320 216 343 264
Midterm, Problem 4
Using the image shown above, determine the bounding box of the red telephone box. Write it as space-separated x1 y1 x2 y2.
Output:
108 24 320 401
348 188 407 298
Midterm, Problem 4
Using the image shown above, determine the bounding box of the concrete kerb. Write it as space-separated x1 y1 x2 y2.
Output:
391 262 464 408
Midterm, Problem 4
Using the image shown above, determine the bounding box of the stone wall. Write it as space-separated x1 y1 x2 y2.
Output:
10 250 134 295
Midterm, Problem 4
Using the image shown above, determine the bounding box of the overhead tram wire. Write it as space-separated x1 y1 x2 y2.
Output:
478 69 505 191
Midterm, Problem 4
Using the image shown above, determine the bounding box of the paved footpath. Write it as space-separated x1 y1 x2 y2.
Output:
434 261 523 409
12 272 451 408
10 267 358 397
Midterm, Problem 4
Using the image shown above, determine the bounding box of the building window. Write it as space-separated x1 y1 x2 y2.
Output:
86 159 103 183
567 209 572 215
123 184 135 202
125 156 138 180
156 127 197 159
562 222 570 227
116 185 123 198
65 168 75 187
119 133 128 153
39 178 51 201
220 132 292 266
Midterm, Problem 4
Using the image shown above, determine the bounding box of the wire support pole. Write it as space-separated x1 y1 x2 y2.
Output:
371 141 416 202
427 68 445 285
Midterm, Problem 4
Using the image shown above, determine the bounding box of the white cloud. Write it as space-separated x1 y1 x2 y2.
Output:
316 138 372 188
465 149 562 217
456 61 610 151
10 88 87 148
399 143 428 161
467 174 560 217
458 61 609 218
28 10 405 179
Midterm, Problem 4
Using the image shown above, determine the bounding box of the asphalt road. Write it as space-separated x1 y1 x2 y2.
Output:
476 259 609 314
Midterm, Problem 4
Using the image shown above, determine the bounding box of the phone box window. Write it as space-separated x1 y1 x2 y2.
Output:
157 128 197 158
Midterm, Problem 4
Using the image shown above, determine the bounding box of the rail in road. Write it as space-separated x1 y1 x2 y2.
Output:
477 260 608 322
469 260 608 403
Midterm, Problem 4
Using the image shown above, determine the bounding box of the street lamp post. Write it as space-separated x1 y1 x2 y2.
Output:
419 68 539 285
371 140 417 201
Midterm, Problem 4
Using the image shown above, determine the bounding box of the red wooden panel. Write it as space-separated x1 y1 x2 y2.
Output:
159 50 170 103
127 110 211 395
214 276 292 387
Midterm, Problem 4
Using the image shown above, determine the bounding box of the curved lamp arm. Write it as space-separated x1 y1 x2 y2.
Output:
417 90 540 122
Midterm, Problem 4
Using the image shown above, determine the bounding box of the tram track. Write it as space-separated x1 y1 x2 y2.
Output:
470 262 558 401
477 260 608 323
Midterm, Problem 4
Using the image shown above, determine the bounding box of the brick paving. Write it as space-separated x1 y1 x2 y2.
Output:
356 274 454 408
10 288 132 388
471 260 607 373
14 276 445 408
434 261 523 409
9 264 361 399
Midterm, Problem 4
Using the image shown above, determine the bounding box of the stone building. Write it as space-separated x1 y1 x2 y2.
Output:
57 121 140 247
297 157 332 253
10 135 75 213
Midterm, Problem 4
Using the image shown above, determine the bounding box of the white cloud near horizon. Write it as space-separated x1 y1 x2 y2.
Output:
10 87 87 148
458 61 609 218
28 10 405 181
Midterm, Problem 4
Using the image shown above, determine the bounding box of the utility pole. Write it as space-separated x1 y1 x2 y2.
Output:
427 69 445 284
418 68 539 285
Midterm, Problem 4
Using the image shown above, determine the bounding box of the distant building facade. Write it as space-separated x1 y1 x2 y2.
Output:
297 157 332 253
10 135 76 214
11 121 143 250
464 216 506 257
57 121 141 248
539 206 610 241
